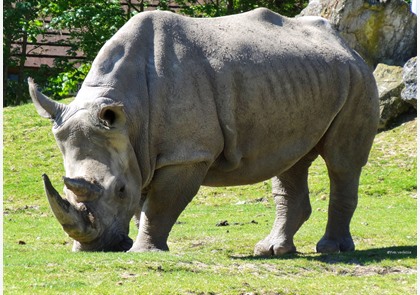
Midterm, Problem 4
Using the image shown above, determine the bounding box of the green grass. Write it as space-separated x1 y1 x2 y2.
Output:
4 100 417 294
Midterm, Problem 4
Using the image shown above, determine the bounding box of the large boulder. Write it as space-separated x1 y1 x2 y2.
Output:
373 64 411 129
401 57 417 109
299 0 417 67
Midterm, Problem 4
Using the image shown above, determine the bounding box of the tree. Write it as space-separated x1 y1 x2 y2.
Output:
42 1 127 62
176 0 308 17
39 0 127 97
3 0 44 105
3 0 127 105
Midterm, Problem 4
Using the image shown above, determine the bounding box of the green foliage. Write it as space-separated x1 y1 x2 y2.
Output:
3 0 45 106
176 0 308 17
176 0 223 17
39 1 127 97
42 1 127 61
3 0 127 105
3 101 417 294
43 63 91 97
3 0 43 44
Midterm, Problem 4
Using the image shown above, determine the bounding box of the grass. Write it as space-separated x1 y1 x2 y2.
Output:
3 100 417 294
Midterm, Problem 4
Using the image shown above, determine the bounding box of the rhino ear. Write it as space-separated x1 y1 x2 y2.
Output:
28 77 66 119
98 104 126 128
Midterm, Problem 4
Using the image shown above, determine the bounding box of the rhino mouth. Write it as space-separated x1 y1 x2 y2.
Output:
43 174 133 252
73 232 133 252
110 234 133 252
84 218 133 252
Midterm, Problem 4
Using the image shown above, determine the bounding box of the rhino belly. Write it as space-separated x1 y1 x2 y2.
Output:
203 120 330 187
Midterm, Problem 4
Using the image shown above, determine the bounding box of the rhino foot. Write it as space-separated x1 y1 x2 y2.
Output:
316 236 355 253
254 238 296 256
128 241 169 253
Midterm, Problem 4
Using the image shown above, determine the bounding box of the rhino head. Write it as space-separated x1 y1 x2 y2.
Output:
28 78 142 252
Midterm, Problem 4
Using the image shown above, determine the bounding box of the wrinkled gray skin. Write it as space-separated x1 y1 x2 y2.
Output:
29 8 379 254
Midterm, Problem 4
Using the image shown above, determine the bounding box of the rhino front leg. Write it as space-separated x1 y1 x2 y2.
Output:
129 162 209 252
254 150 317 256
133 193 147 229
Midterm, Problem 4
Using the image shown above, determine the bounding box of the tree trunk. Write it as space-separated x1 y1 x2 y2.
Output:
16 31 28 105
3 38 11 104
3 0 13 105
227 0 234 15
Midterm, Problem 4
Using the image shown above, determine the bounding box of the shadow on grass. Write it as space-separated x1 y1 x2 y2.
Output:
230 245 417 265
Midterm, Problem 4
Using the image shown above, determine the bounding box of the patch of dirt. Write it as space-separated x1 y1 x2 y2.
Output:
120 272 138 279
215 219 260 227
338 265 417 277
216 220 229 226
235 197 269 205
221 259 416 279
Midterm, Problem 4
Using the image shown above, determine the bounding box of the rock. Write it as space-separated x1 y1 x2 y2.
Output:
299 0 417 67
401 57 417 109
373 63 411 129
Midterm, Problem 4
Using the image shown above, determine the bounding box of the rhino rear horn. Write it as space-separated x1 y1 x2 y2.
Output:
28 78 66 120
42 174 99 242
63 177 103 202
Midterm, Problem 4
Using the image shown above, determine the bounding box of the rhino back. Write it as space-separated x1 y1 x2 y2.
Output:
78 9 373 186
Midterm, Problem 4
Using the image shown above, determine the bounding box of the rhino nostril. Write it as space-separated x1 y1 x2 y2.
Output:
118 185 126 199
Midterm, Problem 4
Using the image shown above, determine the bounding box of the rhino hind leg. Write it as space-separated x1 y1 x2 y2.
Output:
315 79 378 254
315 129 374 254
316 172 359 253
254 150 318 256
129 162 209 252
315 167 361 253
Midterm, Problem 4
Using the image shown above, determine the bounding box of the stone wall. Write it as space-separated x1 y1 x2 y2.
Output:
299 0 417 68
299 0 417 130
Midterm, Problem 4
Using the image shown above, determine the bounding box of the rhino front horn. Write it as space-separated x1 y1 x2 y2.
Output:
42 174 99 243
63 177 102 202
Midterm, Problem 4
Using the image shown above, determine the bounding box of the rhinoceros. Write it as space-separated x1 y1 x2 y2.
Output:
29 8 379 254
